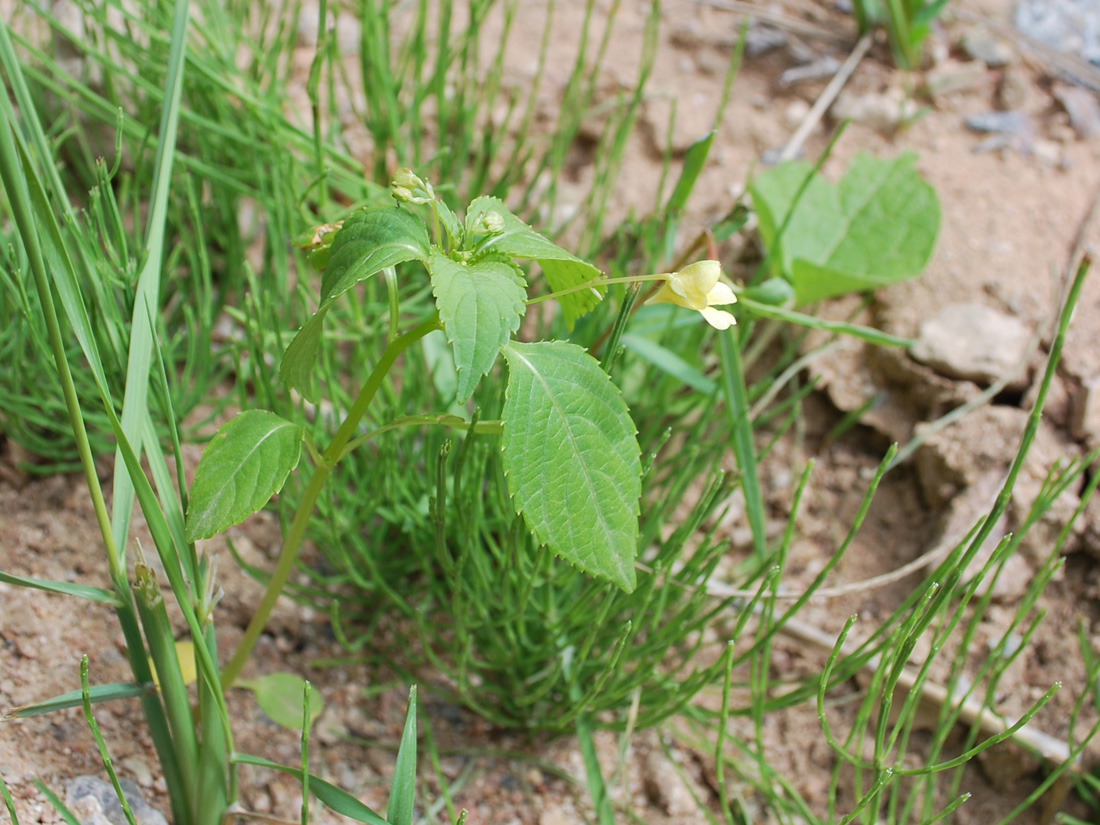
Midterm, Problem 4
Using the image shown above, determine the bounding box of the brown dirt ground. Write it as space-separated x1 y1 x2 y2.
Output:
4 1 1100 823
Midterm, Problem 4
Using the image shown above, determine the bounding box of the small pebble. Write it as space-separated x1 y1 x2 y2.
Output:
779 56 839 88
964 111 1033 154
1031 138 1064 166
961 25 1014 67
120 757 153 788
832 88 919 133
1053 84 1100 139
924 58 989 100
744 24 787 58
995 66 1039 111
783 99 810 130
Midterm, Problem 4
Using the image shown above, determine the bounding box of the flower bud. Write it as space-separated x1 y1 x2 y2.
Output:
472 209 505 235
390 168 434 204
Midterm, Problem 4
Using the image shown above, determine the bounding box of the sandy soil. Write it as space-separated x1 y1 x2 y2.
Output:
4 0 1100 823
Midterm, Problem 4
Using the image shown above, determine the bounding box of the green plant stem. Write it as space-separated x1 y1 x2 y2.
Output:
340 414 502 460
221 314 442 687
525 274 666 306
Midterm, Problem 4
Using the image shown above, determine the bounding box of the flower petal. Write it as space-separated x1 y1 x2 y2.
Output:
700 307 737 329
707 281 737 306
677 261 722 308
667 272 690 300
644 282 685 308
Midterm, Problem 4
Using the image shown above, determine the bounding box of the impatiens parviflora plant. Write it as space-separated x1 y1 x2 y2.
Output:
185 169 739 686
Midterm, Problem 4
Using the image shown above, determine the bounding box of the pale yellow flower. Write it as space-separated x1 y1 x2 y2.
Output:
645 260 737 329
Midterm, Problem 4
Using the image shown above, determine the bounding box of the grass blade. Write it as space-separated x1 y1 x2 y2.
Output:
387 686 419 825
0 572 121 606
232 753 389 825
80 657 139 825
5 683 150 719
718 327 766 559
110 0 190 556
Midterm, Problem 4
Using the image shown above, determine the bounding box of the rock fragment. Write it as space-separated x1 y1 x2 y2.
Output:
965 110 1039 154
924 59 989 102
1053 84 1100 140
779 56 840 88
960 25 1014 67
910 302 1032 389
744 23 787 57
1071 375 1100 446
66 776 168 825
831 87 920 133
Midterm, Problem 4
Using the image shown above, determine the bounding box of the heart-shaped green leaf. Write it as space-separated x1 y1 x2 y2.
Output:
429 251 527 402
236 672 323 730
185 411 304 541
466 196 604 328
750 152 939 305
501 341 640 592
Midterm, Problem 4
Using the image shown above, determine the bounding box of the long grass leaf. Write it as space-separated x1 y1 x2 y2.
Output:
718 328 766 559
5 683 150 719
232 753 389 825
0 572 121 606
110 0 190 555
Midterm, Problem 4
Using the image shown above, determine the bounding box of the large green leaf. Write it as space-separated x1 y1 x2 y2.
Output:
750 153 939 305
429 251 527 402
501 341 640 592
466 196 604 328
320 207 430 305
185 411 304 541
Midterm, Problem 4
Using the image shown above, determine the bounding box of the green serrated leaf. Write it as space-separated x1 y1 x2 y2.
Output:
237 673 323 730
465 196 604 328
750 152 939 305
429 251 527 402
435 198 464 248
540 259 606 330
185 411 304 541
387 686 418 825
280 209 431 398
279 308 329 403
320 208 430 306
501 341 640 592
